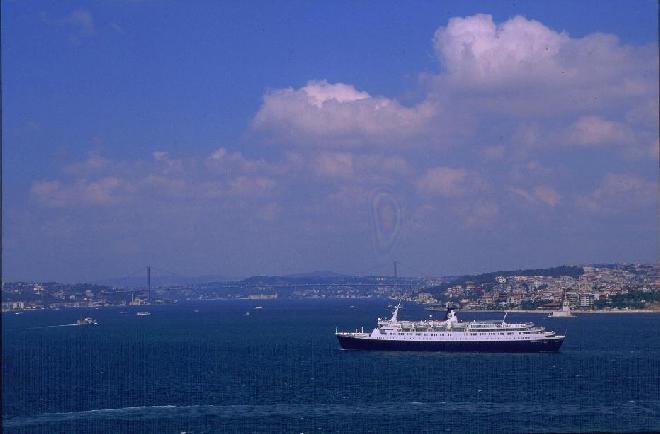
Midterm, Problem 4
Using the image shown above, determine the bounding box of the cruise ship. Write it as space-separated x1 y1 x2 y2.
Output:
336 304 564 352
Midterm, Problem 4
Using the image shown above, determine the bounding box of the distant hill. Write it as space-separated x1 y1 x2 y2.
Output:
423 265 584 299
458 265 584 285
241 273 355 285
48 265 586 290
284 270 351 279
94 274 233 289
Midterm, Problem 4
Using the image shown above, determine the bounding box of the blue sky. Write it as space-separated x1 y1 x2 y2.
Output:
3 1 658 282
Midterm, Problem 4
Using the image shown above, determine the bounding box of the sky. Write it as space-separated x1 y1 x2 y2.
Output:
2 1 658 282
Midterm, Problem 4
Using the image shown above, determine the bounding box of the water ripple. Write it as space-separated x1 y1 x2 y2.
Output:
5 400 660 427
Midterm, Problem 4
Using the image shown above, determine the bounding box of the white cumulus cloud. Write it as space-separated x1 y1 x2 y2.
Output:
251 80 434 148
417 167 475 197
577 173 656 213
567 116 632 147
434 14 568 87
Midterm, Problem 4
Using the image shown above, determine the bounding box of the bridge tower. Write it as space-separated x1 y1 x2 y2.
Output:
147 265 151 303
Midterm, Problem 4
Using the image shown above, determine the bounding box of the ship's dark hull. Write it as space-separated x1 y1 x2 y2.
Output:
337 335 564 353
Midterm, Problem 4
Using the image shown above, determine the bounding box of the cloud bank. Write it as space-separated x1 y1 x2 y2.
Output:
17 14 658 279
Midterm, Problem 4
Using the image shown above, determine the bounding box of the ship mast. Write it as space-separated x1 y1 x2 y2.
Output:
391 303 401 322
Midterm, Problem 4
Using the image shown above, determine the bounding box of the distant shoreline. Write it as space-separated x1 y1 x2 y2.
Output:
3 301 660 314
456 309 660 314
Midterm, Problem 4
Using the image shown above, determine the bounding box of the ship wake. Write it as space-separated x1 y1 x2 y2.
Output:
5 400 660 428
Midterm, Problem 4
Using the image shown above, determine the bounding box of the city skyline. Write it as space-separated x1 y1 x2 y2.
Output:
3 1 658 282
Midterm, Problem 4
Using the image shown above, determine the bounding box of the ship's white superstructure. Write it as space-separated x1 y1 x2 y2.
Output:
336 304 565 352
343 304 560 342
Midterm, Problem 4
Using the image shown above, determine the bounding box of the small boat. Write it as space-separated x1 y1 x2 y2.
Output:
76 317 98 325
136 311 151 316
254 306 263 310
245 311 251 316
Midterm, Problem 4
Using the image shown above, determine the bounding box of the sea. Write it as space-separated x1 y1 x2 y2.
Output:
3 300 660 433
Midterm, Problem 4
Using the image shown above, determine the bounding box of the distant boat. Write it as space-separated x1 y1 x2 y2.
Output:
136 311 151 316
245 311 251 316
254 306 263 310
76 317 98 326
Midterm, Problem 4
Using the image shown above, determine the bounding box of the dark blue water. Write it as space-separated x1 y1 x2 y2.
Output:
3 300 660 433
